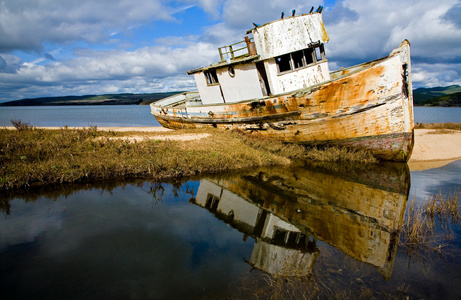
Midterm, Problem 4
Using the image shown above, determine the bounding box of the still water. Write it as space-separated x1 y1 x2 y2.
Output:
0 105 159 127
0 105 460 127
1 161 460 299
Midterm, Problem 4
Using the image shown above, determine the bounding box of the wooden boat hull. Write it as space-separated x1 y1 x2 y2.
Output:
151 41 414 162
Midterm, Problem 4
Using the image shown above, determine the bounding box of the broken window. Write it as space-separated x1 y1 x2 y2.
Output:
275 45 326 74
292 50 305 69
205 193 220 212
275 54 291 73
204 69 219 85
304 48 314 65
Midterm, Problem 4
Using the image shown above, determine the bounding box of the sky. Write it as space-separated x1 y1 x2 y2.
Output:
0 0 460 102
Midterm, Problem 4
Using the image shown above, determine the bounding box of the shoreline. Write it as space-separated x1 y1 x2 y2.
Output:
37 127 461 162
3 126 460 167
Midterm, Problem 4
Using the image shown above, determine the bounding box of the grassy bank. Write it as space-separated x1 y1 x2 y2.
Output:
414 122 461 130
0 126 377 190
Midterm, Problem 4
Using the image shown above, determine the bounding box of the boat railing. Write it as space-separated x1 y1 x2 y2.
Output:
218 37 255 62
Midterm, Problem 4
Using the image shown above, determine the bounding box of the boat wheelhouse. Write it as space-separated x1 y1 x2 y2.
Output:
187 9 329 104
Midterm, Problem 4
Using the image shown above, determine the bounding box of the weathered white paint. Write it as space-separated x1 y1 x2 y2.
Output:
154 91 200 107
195 179 260 227
251 13 329 60
219 188 261 227
265 60 330 94
250 239 318 276
217 63 264 103
261 214 300 240
194 63 264 104
193 73 224 105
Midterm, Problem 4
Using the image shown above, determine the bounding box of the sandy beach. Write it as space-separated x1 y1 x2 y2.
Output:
408 129 461 170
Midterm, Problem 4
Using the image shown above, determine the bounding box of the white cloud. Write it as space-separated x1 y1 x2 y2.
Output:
0 41 215 100
0 0 173 52
325 0 461 62
412 62 461 87
0 0 461 101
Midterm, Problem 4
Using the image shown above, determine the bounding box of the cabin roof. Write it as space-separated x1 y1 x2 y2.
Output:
245 12 322 34
187 55 260 75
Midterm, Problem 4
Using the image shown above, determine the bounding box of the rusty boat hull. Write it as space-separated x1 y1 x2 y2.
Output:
151 41 414 162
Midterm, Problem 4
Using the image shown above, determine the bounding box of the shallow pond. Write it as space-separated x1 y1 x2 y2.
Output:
1 160 460 299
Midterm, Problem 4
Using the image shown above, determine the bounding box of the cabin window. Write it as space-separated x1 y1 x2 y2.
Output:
304 48 314 65
275 45 326 74
275 54 291 73
205 70 219 85
292 50 305 69
314 45 325 62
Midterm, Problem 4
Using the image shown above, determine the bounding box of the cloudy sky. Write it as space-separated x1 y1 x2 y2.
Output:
0 0 460 102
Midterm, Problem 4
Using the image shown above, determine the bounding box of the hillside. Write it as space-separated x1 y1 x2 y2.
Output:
0 92 182 106
2 85 460 107
413 85 461 106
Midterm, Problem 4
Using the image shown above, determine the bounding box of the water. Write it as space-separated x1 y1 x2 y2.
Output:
0 106 460 127
0 105 160 127
1 161 460 299
414 106 461 123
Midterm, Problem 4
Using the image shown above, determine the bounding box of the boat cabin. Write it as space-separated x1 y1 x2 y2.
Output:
187 9 330 105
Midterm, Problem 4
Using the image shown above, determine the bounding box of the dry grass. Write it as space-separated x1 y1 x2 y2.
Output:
237 131 378 164
0 127 294 190
415 122 461 131
302 146 377 163
0 126 378 191
10 119 34 131
400 190 460 258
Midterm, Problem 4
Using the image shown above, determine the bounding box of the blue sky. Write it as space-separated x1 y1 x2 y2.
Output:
0 0 460 102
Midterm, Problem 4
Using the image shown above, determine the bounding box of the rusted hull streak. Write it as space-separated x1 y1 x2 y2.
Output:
151 41 414 162
158 110 301 124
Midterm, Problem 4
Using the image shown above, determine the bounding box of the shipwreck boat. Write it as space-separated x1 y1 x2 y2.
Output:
150 7 414 162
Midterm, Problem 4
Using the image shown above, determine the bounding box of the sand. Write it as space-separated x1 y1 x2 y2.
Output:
410 129 461 162
407 129 461 171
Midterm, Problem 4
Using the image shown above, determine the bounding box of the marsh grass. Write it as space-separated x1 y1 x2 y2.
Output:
10 119 34 131
415 122 461 131
302 146 377 163
1 126 378 190
237 131 378 163
400 191 460 259
0 127 293 190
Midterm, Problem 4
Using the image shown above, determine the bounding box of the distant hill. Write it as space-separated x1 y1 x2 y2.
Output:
413 85 461 106
0 92 182 106
2 85 460 107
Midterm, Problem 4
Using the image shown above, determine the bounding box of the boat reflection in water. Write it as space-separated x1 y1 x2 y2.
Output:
191 162 410 279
